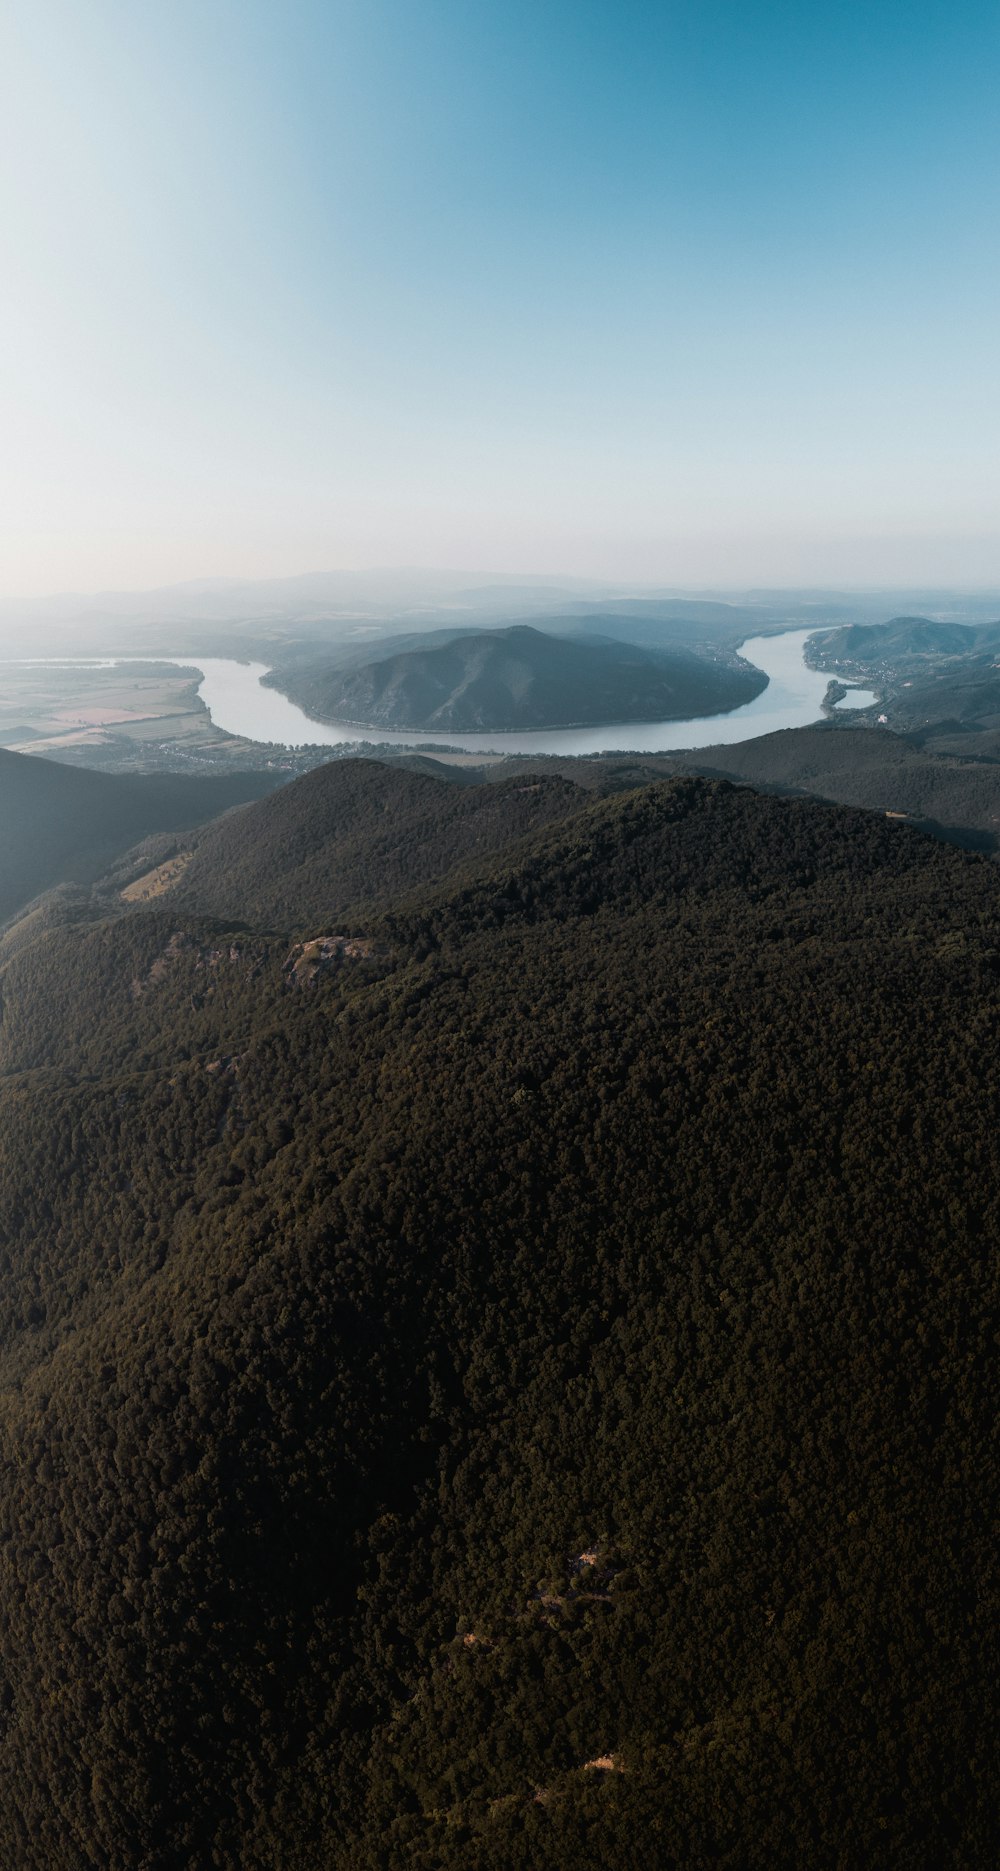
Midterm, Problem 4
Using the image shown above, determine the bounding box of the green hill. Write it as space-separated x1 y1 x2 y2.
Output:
0 765 996 1867
266 623 765 732
168 758 588 927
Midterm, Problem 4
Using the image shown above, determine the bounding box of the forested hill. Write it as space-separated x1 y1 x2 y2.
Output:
169 757 589 927
802 618 1000 757
813 614 1000 662
0 745 279 924
666 721 1000 852
0 768 996 1867
265 623 765 730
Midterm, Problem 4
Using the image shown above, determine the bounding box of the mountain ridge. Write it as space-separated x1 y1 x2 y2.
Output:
265 623 765 732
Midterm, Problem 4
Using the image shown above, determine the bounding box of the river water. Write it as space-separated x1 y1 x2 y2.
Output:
9 630 878 755
166 628 877 755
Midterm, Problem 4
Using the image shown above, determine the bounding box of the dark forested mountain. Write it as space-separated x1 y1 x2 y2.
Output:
664 721 1000 851
0 746 280 924
266 623 765 731
0 764 996 1868
169 758 588 926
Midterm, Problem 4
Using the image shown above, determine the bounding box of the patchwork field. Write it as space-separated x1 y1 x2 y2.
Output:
0 661 276 773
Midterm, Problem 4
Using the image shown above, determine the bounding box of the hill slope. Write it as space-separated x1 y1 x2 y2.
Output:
805 615 1000 753
811 614 1000 666
0 745 280 923
669 721 1000 851
267 623 765 731
168 758 589 926
0 771 995 1867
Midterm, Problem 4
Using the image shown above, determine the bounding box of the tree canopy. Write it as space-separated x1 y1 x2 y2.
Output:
0 765 995 1867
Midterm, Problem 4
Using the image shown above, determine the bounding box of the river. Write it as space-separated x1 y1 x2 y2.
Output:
10 630 878 755
168 628 877 754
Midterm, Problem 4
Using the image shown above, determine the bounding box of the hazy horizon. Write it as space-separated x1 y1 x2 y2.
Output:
2 1 998 596
6 551 1000 613
3 563 1000 625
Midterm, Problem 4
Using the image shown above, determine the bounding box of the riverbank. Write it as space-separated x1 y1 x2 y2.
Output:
3 630 880 771
175 629 878 756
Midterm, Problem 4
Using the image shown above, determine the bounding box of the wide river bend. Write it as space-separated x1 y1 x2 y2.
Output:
170 628 877 755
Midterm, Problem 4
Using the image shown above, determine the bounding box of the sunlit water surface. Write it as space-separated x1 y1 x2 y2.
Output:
162 629 878 753
10 630 878 754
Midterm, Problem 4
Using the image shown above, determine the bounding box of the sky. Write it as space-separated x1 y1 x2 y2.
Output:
0 0 998 598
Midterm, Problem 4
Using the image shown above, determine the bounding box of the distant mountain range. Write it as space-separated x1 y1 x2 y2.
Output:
4 570 998 673
266 623 766 732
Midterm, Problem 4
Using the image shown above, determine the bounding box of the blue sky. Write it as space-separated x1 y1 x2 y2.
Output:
1 0 997 594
